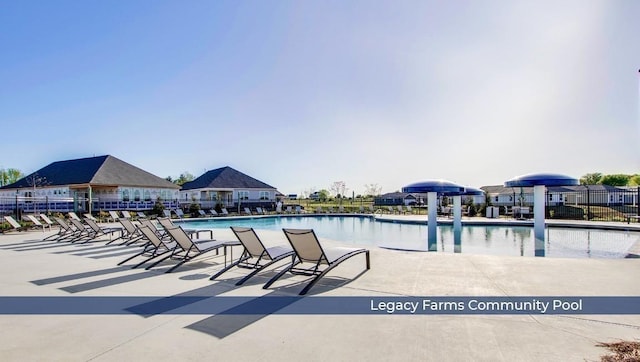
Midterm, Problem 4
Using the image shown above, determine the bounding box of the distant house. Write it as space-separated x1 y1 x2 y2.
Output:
0 155 180 213
374 192 426 206
179 166 278 209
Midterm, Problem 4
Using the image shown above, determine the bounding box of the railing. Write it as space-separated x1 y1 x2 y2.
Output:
0 196 179 217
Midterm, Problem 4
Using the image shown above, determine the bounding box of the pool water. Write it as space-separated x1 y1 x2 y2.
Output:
179 215 639 259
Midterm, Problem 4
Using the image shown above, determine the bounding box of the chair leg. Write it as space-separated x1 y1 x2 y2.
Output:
145 250 177 270
236 254 292 286
263 259 299 290
210 259 242 281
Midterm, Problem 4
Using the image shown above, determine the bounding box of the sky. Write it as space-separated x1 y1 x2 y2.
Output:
1 0 639 196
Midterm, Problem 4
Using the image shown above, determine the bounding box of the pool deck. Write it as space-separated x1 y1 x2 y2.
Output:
1 220 639 361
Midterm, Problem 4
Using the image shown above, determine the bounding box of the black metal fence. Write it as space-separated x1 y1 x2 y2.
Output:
546 187 639 222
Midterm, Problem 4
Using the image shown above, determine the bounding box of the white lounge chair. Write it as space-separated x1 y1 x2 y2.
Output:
25 214 51 232
3 215 29 232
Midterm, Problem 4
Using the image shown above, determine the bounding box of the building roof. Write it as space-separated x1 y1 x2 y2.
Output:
0 155 179 190
180 166 276 191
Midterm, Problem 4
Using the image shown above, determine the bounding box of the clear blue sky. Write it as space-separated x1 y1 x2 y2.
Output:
1 1 639 196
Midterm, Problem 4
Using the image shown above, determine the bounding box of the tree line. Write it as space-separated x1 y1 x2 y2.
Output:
580 173 640 186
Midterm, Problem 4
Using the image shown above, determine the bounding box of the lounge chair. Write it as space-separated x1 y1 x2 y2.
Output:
68 218 94 241
316 206 324 214
118 225 178 269
338 206 345 213
406 205 413 214
121 211 133 219
368 206 375 213
327 207 335 213
221 208 229 216
209 209 219 217
3 215 29 232
174 209 185 219
210 227 295 285
198 210 207 217
139 218 166 239
39 214 56 228
108 211 120 222
386 206 395 214
518 207 531 219
285 206 293 214
137 212 147 219
295 206 303 214
24 214 51 232
440 206 451 218
52 217 79 241
85 218 122 240
397 205 404 214
83 213 98 222
263 228 370 295
256 207 264 215
156 217 211 240
107 218 144 245
146 226 230 273
359 206 365 213
68 212 82 221
163 209 172 218
243 207 252 216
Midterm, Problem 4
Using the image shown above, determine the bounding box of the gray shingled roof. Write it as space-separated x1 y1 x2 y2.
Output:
0 155 179 189
181 166 276 190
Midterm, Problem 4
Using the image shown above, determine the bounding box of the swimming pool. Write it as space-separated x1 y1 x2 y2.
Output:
179 215 639 259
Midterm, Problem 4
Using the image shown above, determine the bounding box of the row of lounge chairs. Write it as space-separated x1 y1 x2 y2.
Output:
7 213 370 295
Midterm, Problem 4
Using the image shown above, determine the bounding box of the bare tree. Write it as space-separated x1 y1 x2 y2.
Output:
330 181 347 198
25 173 49 214
364 183 382 197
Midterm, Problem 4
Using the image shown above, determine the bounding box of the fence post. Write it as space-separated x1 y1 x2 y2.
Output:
586 188 591 220
637 187 639 217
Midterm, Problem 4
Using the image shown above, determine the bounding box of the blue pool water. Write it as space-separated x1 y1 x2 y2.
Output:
179 215 639 259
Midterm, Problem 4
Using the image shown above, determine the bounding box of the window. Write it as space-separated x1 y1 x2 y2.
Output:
144 191 151 202
134 190 141 202
238 191 249 200
122 190 130 202
259 191 270 200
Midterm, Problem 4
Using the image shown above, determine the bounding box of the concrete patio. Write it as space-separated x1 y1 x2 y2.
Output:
1 224 639 362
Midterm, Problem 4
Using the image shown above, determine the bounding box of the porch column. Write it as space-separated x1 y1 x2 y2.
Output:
88 185 92 214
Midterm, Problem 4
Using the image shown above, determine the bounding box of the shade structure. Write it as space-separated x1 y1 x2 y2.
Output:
402 180 466 194
460 187 484 196
504 173 579 187
402 180 468 251
504 173 579 256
